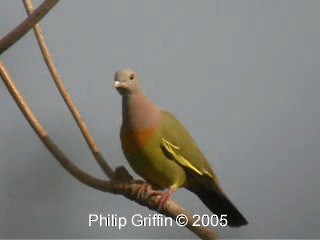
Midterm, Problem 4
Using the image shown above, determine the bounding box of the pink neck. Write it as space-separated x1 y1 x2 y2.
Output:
122 91 161 130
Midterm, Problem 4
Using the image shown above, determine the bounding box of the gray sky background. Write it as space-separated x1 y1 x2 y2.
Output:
1 0 320 239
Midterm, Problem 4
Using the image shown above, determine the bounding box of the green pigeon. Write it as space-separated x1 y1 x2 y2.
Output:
114 69 248 227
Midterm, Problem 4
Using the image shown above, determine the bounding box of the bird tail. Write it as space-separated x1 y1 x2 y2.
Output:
189 178 248 227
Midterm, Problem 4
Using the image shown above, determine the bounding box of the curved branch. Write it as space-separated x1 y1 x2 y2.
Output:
0 61 217 239
0 0 59 55
0 61 105 189
22 0 114 179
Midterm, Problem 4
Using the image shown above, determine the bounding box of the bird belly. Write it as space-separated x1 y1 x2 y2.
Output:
120 128 186 190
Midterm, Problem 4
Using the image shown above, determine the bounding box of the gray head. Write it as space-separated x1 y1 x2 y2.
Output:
114 69 141 95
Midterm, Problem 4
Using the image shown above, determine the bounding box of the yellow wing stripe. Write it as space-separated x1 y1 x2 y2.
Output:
162 138 205 176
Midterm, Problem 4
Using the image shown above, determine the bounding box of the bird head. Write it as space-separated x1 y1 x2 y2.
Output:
114 69 140 95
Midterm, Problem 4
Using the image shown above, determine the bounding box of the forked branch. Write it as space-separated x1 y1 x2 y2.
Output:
0 61 217 239
0 1 219 239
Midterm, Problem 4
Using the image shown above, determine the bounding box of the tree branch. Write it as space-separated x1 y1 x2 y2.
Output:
22 0 114 179
0 61 218 239
0 61 102 188
0 0 59 55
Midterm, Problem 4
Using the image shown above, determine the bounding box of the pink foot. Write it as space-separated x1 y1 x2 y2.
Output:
135 181 151 200
157 188 175 212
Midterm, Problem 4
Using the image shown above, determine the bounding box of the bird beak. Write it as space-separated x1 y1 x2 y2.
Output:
114 80 122 88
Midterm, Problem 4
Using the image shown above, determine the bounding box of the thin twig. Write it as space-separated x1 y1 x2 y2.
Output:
0 0 59 55
22 0 114 179
0 61 218 239
0 61 104 188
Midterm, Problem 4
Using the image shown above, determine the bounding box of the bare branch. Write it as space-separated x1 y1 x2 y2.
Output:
0 61 218 239
22 0 114 179
0 60 105 188
0 0 59 55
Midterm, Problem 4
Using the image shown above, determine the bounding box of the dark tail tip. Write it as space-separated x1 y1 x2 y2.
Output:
191 181 248 227
226 203 248 227
198 189 248 227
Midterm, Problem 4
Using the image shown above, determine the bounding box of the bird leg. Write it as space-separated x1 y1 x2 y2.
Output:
131 181 175 211
156 188 175 212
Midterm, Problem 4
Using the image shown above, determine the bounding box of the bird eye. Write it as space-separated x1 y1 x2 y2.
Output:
129 74 134 80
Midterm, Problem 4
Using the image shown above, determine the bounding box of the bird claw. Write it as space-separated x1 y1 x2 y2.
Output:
137 181 150 199
130 180 174 212
135 181 151 200
156 189 174 212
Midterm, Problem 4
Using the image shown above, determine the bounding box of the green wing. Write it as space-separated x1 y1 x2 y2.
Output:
160 110 220 184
